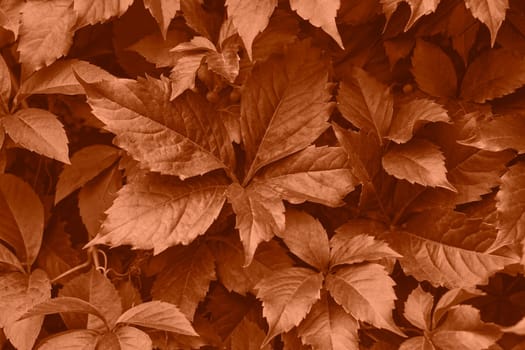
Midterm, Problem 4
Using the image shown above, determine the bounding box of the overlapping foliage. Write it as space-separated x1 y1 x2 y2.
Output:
1 0 525 349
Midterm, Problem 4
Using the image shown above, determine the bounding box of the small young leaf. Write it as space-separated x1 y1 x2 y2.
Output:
2 108 70 164
464 0 508 46
116 301 198 336
144 0 180 39
169 53 207 100
382 139 456 191
329 232 400 267
73 0 134 27
403 285 434 331
255 267 323 346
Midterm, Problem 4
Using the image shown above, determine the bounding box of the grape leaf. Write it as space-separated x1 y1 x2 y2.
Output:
241 40 333 182
387 98 450 144
382 138 455 191
0 243 24 273
403 285 434 330
388 209 515 288
151 243 216 320
324 263 403 336
253 146 356 207
430 305 502 350
297 293 359 350
458 113 525 154
225 0 277 59
411 39 457 98
113 326 153 350
18 59 115 98
226 182 285 265
36 330 99 350
18 0 77 73
2 108 70 164
55 145 120 204
144 0 180 39
0 174 44 266
116 301 198 336
277 209 330 272
74 0 134 27
79 75 236 179
289 0 343 48
464 0 508 46
255 267 323 346
329 232 401 267
87 172 228 254
337 66 393 141
0 270 51 350
460 49 525 103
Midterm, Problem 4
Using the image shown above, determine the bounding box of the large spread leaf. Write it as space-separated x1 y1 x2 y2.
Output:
382 139 455 191
289 0 343 48
116 301 198 336
151 243 216 320
254 146 356 207
18 0 76 73
2 108 70 164
255 267 323 346
87 172 228 254
0 174 44 267
411 39 457 98
325 263 403 336
226 182 285 265
337 67 393 140
225 0 277 59
460 49 525 103
277 209 330 272
297 293 359 350
464 0 508 46
0 270 51 350
80 75 236 179
73 0 133 27
388 209 515 288
241 40 332 182
144 0 180 39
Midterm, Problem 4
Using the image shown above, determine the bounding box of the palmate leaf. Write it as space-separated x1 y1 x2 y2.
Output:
87 172 228 254
79 74 236 179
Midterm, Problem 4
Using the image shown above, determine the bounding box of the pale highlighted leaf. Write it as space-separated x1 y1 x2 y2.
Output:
2 108 70 164
403 285 434 330
87 173 228 254
114 326 153 350
464 0 508 46
289 0 344 48
382 139 456 191
330 232 401 267
255 267 323 346
74 0 133 27
144 0 181 39
169 53 207 100
36 329 99 350
116 301 198 336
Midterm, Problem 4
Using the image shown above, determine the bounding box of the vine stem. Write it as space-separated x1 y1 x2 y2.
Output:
50 247 102 283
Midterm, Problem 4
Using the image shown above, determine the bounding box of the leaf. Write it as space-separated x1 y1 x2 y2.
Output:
403 285 434 330
55 145 120 204
206 40 240 83
491 162 525 248
129 29 190 68
226 182 285 266
325 263 403 336
388 209 515 288
169 53 207 100
2 108 70 164
337 67 393 140
113 326 153 350
297 293 359 350
382 138 456 191
0 243 24 273
0 174 44 266
431 305 502 350
87 172 228 254
116 301 198 336
458 113 525 154
18 59 115 98
0 54 11 112
411 39 457 98
464 0 508 46
381 0 440 29
460 49 525 103
79 75 236 179
241 40 332 182
399 337 435 350
59 268 122 330
36 330 99 350
151 243 216 320
255 267 323 346
74 0 134 27
277 209 330 272
144 0 180 39
0 270 51 350
230 317 269 350
225 0 277 59
254 146 357 207
18 0 76 74
387 99 450 144
289 0 344 48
